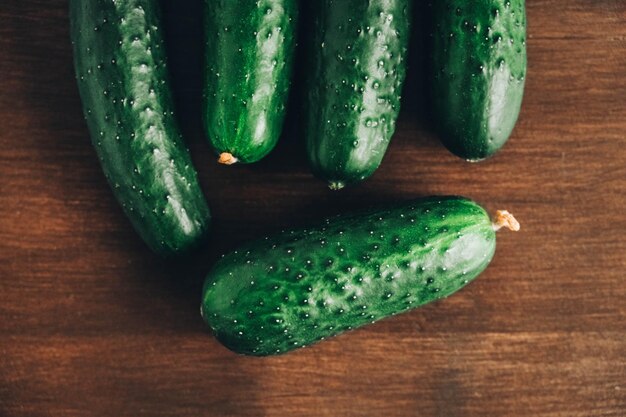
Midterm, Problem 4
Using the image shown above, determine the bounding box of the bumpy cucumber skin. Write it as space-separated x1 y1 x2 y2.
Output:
70 0 211 256
432 0 527 161
305 0 411 189
202 197 495 356
203 0 298 164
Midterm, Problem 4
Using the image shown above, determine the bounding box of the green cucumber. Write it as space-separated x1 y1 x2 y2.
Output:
304 0 411 190
431 0 527 161
70 0 211 256
201 197 518 356
203 0 298 165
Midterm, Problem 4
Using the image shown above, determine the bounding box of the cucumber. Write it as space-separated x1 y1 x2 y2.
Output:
70 0 211 256
431 0 527 161
203 0 298 165
304 0 411 190
201 197 519 356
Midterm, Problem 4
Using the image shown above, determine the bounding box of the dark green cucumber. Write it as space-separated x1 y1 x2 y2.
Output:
305 0 411 190
203 0 298 165
201 197 519 356
431 0 527 161
70 0 210 256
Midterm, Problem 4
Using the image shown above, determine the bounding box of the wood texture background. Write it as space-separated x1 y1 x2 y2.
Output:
1 1 625 416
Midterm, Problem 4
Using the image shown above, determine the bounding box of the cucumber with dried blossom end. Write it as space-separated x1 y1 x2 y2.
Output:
203 0 298 164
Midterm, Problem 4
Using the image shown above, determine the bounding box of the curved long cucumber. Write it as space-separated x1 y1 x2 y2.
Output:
203 0 298 165
304 0 412 190
201 197 519 356
70 0 211 256
431 0 527 161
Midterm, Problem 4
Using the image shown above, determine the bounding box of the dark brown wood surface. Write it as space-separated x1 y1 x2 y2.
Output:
1 1 624 416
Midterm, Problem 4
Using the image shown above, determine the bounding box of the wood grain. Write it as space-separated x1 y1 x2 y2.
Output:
1 1 625 416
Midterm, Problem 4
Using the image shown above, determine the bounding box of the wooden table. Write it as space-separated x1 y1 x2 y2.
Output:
1 1 624 416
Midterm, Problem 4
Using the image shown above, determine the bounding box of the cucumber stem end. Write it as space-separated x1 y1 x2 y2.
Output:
492 210 520 232
218 152 238 165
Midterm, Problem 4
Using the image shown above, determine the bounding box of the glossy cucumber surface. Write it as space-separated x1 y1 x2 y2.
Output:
202 197 498 355
305 0 411 189
70 0 211 256
432 0 527 161
203 0 298 164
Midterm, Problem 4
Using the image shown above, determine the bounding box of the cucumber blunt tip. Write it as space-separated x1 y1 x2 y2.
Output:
328 181 346 191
